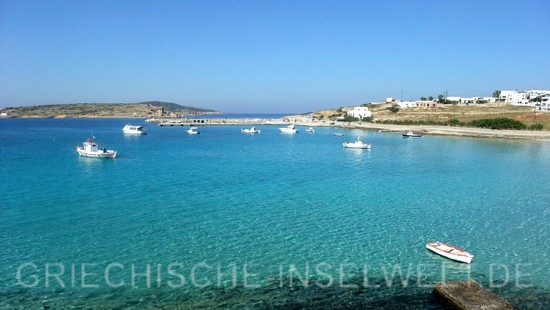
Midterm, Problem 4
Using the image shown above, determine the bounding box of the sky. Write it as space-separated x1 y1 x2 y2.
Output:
1 0 549 113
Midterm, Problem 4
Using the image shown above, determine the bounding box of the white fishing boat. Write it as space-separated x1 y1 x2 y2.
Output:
187 127 200 135
279 124 298 134
76 138 117 158
333 132 344 136
241 126 261 134
122 124 147 135
402 130 423 138
426 241 473 264
343 137 371 149
305 127 315 133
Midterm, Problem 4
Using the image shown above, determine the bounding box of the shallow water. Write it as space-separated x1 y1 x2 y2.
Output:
0 118 548 308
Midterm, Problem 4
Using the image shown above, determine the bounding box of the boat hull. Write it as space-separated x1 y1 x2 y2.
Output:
77 149 117 158
123 130 147 135
426 241 473 264
279 128 297 134
241 129 260 134
123 125 147 135
187 127 200 134
403 131 423 137
343 141 371 149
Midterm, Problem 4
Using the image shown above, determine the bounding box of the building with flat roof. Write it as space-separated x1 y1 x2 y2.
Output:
347 106 372 119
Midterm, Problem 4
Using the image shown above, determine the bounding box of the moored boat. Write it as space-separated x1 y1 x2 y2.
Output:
279 124 298 134
426 241 473 264
305 127 315 133
241 126 261 134
343 137 371 149
402 130 423 138
76 138 117 158
122 124 147 135
187 127 200 135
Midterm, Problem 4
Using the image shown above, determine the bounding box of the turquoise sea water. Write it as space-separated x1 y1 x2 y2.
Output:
0 118 549 309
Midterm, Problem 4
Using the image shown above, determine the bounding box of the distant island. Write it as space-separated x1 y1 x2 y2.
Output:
0 101 218 118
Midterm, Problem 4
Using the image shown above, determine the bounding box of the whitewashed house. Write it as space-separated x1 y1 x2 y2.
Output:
540 95 550 111
397 101 417 108
500 90 529 105
483 97 497 103
461 97 485 103
445 96 462 102
499 90 515 102
347 106 372 119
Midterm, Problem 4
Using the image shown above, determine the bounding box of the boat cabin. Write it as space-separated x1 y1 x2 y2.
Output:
83 139 99 153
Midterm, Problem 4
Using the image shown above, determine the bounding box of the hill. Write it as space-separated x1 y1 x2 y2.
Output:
299 103 549 130
0 102 217 118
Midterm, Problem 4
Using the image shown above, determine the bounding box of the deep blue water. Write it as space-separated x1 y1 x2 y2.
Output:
0 118 549 308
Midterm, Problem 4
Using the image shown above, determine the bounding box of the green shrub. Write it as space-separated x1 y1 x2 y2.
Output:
468 118 527 130
362 116 374 122
388 105 400 113
448 118 463 126
529 124 543 131
343 115 359 122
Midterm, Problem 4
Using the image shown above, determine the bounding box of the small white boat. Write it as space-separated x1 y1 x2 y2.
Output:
76 138 117 158
426 241 473 264
279 124 298 134
241 126 261 134
402 130 423 138
343 137 371 149
305 127 315 133
122 124 147 135
333 133 344 136
187 127 200 135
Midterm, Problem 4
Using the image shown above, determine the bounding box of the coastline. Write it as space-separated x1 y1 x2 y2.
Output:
341 122 550 140
283 116 550 140
4 116 550 140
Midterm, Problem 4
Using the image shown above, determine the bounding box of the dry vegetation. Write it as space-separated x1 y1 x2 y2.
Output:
309 103 549 130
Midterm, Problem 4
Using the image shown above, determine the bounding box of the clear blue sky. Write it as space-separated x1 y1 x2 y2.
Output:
1 0 549 113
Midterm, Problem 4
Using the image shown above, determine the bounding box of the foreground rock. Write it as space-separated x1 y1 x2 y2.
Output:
434 280 515 310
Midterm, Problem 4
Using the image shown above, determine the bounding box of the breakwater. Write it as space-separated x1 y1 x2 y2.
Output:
146 117 288 126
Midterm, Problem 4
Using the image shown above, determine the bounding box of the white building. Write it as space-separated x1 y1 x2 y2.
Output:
500 90 529 105
526 90 550 100
539 94 550 111
347 106 372 119
397 101 417 108
460 97 478 103
445 96 461 102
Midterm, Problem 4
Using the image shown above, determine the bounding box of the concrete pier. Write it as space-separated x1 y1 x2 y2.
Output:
434 280 515 310
148 117 289 126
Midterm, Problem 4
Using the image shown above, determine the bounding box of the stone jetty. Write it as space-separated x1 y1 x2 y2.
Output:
434 280 515 309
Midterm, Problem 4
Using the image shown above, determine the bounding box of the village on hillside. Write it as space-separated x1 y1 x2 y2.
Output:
284 89 550 130
391 89 550 110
